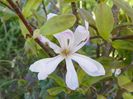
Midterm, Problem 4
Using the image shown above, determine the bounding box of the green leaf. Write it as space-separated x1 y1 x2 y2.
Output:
22 0 42 17
0 79 17 90
97 57 125 69
40 14 76 35
118 75 131 86
49 74 66 87
94 2 114 41
97 95 106 99
118 75 133 92
122 82 133 92
81 75 110 87
77 68 86 84
113 0 133 22
64 0 78 3
112 40 133 51
123 92 133 99
47 87 65 96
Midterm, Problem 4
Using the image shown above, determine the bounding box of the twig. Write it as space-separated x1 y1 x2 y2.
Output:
6 0 55 57
71 2 79 28
111 23 133 35
112 35 133 41
42 0 47 17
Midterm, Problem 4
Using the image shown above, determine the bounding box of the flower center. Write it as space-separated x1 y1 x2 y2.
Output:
61 49 70 57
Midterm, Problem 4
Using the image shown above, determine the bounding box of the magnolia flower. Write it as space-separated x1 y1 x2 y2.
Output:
29 13 105 90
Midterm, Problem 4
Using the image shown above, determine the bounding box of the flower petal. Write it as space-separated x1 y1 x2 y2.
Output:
65 58 79 90
29 55 64 78
72 25 90 52
112 69 121 76
38 72 48 80
47 13 57 20
38 35 61 53
71 53 105 76
54 30 74 49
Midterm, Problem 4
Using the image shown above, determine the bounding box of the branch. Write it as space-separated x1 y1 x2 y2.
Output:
112 35 133 41
6 0 55 57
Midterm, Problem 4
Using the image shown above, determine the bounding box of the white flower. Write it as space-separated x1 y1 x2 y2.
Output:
29 13 105 90
112 69 121 76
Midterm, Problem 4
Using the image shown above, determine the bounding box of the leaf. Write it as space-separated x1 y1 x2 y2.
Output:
118 75 133 92
97 57 125 69
49 74 66 87
112 40 133 51
97 95 106 99
40 14 76 35
64 0 78 3
123 92 133 99
47 87 65 96
118 75 131 86
81 75 110 87
77 68 86 84
22 0 42 17
0 79 17 90
113 0 133 22
94 2 114 41
122 82 133 92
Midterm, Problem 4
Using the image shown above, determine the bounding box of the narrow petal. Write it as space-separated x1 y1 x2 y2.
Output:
72 25 90 52
54 30 74 49
38 72 48 80
29 55 64 80
65 58 79 90
112 69 121 76
38 35 61 53
47 13 57 20
85 20 89 30
71 53 105 76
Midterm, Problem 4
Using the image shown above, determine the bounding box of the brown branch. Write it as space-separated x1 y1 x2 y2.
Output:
7 0 34 35
6 0 55 57
112 35 133 41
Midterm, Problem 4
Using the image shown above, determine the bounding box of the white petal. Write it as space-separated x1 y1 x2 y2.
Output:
112 69 121 76
65 58 79 90
71 53 105 76
29 55 64 75
38 72 48 80
38 35 61 53
85 20 89 30
54 30 74 49
47 13 57 20
72 25 90 52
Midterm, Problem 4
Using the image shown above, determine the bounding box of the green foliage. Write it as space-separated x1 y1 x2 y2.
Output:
94 2 114 41
113 0 133 22
22 0 42 18
47 87 66 96
123 92 133 99
40 14 76 35
112 40 133 51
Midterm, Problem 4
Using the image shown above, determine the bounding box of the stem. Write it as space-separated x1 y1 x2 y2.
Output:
71 2 79 28
6 0 55 57
7 0 33 35
42 0 47 17
112 35 133 41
